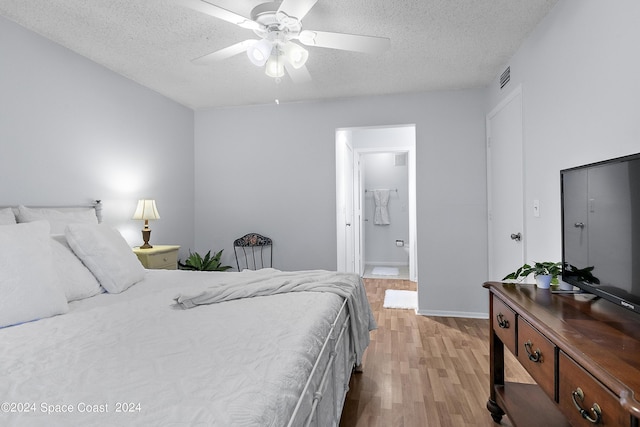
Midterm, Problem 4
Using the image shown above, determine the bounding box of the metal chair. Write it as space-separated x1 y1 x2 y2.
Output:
233 233 273 270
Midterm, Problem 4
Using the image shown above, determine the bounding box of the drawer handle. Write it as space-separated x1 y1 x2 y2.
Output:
571 387 602 424
496 313 509 329
523 340 541 362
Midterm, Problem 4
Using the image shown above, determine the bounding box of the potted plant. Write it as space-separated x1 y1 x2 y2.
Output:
503 261 562 289
178 249 233 272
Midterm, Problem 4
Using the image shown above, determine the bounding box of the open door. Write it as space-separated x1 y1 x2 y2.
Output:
336 131 356 273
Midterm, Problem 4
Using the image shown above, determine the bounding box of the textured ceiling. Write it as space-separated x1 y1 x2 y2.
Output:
0 0 558 109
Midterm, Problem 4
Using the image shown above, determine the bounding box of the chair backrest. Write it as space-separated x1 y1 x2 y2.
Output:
233 233 273 270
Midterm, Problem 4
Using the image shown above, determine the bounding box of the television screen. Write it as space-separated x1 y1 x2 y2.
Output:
561 152 640 314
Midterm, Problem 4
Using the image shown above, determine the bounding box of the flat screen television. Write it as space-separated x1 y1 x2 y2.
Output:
561 152 640 314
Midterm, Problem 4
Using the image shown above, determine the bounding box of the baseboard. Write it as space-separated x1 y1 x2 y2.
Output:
416 308 489 319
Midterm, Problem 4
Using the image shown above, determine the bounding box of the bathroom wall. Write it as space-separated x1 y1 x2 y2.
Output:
362 152 410 266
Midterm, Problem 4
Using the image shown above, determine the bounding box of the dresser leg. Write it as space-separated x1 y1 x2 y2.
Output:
486 399 504 423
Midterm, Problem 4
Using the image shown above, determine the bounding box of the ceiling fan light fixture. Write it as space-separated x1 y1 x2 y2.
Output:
265 54 285 78
247 39 272 66
283 42 309 69
188 0 390 83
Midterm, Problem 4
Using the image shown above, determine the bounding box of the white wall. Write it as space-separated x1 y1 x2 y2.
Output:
194 90 488 316
486 0 640 265
0 16 195 256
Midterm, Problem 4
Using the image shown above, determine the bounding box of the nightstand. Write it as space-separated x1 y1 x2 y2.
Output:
133 245 180 270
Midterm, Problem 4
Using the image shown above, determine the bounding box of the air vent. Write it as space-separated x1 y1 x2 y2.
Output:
500 66 511 89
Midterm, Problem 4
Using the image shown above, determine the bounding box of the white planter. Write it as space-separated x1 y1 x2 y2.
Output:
535 274 552 289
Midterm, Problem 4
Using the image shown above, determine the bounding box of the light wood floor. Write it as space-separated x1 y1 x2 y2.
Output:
340 278 533 427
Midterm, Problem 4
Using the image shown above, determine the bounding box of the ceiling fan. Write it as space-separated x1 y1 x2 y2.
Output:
184 0 391 82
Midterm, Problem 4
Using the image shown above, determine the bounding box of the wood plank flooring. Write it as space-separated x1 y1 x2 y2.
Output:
340 278 533 427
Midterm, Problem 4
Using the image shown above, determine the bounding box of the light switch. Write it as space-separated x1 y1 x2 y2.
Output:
533 199 540 217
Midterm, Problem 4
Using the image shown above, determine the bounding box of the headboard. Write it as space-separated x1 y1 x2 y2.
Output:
1 200 103 223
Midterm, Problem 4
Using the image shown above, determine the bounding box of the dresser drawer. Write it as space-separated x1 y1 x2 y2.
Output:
145 251 177 269
133 245 180 270
517 317 556 399
492 295 517 354
558 351 631 426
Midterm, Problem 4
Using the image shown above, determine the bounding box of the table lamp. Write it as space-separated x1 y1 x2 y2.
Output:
132 199 160 249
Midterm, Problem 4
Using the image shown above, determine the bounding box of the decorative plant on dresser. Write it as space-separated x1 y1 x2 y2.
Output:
503 261 562 289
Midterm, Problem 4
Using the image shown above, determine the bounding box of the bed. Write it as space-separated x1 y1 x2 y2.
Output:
0 203 375 426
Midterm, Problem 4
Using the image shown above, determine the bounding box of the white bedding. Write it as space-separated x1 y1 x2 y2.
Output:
175 269 375 365
0 269 372 426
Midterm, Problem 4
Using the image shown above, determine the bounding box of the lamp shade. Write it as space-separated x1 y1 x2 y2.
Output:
265 54 285 78
247 39 272 66
132 200 160 220
283 42 308 69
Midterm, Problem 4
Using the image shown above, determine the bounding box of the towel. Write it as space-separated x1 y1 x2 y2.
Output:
373 189 391 225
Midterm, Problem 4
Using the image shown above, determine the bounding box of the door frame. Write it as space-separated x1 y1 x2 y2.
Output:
335 124 417 282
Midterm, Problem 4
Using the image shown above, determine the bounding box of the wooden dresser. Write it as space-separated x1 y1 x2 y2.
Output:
484 282 640 427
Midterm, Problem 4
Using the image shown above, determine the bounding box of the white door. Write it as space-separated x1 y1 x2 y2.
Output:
487 87 525 280
345 143 355 273
336 133 356 273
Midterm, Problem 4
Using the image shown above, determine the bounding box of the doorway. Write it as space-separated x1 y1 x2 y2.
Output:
336 124 417 282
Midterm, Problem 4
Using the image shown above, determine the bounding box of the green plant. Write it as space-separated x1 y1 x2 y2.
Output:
178 249 232 272
503 261 562 284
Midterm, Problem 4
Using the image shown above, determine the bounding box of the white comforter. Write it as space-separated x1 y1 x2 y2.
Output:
0 269 373 426
175 269 376 366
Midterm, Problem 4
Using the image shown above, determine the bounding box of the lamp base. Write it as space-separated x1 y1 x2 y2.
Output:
140 229 153 249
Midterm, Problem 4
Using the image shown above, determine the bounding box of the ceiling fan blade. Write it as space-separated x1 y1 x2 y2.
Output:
284 62 312 84
298 30 390 54
277 0 318 21
181 0 263 30
192 40 256 65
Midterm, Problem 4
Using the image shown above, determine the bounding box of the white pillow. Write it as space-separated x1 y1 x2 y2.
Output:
0 221 69 328
0 207 17 225
65 223 145 294
17 205 98 234
51 234 103 302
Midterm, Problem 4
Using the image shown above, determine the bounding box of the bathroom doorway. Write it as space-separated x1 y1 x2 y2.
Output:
360 152 410 280
336 124 417 282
